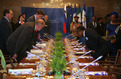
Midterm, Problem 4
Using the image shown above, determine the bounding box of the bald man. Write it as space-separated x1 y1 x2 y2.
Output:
6 19 45 62
43 15 51 35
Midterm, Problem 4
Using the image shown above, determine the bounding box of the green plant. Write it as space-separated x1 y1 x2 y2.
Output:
49 32 66 78
55 32 62 42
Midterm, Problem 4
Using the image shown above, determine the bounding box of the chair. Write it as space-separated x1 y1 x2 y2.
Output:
0 49 7 79
98 51 121 78
0 49 18 79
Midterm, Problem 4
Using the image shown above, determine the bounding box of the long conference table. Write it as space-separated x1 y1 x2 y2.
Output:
5 39 113 79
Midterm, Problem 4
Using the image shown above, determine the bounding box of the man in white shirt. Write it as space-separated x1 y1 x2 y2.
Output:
88 16 98 32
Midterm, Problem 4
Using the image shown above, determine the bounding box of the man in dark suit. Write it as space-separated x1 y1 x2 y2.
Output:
27 9 45 40
116 24 121 53
0 9 13 55
6 19 45 62
76 26 112 60
96 17 106 36
88 16 98 32
43 15 51 35
27 9 45 22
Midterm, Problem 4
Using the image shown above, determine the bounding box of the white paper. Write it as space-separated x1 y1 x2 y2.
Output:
79 63 99 66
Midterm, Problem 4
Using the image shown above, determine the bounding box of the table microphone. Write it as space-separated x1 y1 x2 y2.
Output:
39 39 46 43
32 45 38 49
81 45 86 48
43 33 51 39
26 51 49 62
77 50 92 59
73 45 86 51
66 50 92 65
46 33 54 39
63 34 74 38
70 55 103 78
44 33 54 39
68 36 75 39
32 45 52 55
70 40 80 44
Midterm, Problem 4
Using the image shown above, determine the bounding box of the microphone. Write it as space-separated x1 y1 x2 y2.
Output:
26 51 49 62
26 51 31 54
70 40 80 45
32 45 39 49
39 39 46 43
70 55 103 78
73 45 86 52
32 45 51 55
66 50 92 65
68 36 75 39
44 33 54 39
63 34 75 39
43 33 51 39
77 50 92 59
46 33 54 39
63 34 74 39
79 42 83 45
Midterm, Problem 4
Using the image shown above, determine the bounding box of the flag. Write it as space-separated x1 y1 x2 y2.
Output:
82 4 86 28
77 4 82 22
69 4 73 23
68 4 73 31
63 4 67 34
73 4 76 22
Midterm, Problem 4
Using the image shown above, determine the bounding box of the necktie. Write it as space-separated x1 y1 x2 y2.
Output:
94 22 96 28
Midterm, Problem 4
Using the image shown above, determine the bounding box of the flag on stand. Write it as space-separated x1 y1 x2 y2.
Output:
82 4 87 28
67 4 73 31
77 4 82 22
73 4 76 22
63 4 67 34
69 4 73 23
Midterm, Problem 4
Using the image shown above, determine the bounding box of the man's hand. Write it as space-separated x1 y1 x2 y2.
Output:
117 49 121 53
111 39 116 44
45 25 47 27
12 54 17 59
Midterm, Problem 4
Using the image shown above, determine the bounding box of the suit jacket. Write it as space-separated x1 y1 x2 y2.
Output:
116 26 121 49
96 23 106 36
88 22 98 32
27 15 35 22
12 22 21 32
43 20 51 34
85 28 112 59
0 17 12 54
6 22 36 62
27 15 39 43
11 21 18 32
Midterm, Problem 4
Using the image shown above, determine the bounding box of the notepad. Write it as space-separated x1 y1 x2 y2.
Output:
30 49 43 54
75 51 85 54
19 63 36 66
8 68 33 75
79 63 99 66
78 56 93 59
36 43 46 47
85 71 108 75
